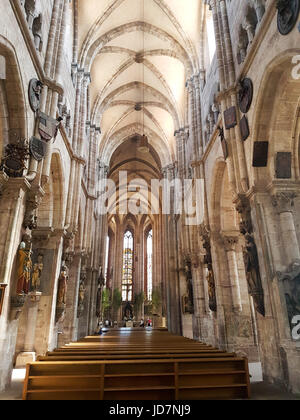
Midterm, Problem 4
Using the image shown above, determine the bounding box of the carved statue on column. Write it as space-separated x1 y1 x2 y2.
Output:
182 258 194 314
16 239 32 295
212 101 219 124
237 196 265 316
77 278 86 318
24 0 36 29
252 0 265 22
31 254 43 291
55 263 69 322
32 14 42 51
57 264 68 305
199 225 217 312
277 263 300 330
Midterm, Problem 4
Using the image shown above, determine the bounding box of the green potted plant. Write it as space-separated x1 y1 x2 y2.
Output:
151 287 162 316
112 288 122 322
101 287 111 321
133 291 145 317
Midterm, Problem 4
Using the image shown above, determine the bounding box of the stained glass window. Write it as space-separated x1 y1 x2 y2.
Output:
147 229 153 301
122 230 133 301
104 235 110 284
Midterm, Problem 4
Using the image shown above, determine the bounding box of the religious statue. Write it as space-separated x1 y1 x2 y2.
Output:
78 281 86 305
98 266 105 287
283 274 300 327
238 78 253 114
207 267 217 312
243 234 265 316
16 241 32 295
183 259 194 314
124 302 133 320
77 280 86 318
31 254 43 291
32 14 42 51
96 284 101 318
57 264 68 305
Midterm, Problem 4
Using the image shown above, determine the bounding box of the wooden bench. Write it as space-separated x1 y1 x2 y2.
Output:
23 330 251 400
23 357 250 400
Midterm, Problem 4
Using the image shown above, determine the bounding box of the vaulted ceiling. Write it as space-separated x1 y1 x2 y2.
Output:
77 0 207 166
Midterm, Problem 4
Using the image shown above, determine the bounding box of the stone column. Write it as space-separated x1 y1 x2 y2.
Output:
271 192 300 266
190 253 206 340
15 291 42 367
223 235 243 312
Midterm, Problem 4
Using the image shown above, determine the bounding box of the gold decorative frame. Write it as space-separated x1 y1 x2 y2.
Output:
0 284 7 315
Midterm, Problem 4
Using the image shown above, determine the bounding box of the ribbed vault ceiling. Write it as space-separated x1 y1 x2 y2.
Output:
78 0 205 165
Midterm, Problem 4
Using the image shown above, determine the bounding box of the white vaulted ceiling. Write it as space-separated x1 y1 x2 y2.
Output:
78 0 205 165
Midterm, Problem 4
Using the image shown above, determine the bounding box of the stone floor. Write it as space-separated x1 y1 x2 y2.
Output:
0 369 299 400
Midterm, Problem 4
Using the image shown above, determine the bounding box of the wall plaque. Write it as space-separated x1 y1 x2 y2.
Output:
224 106 237 129
277 0 300 35
238 78 253 114
275 152 292 178
253 141 269 167
240 115 250 141
29 136 47 161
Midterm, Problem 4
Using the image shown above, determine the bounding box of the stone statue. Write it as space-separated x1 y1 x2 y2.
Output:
77 280 86 318
282 274 300 327
31 254 43 291
16 241 32 295
78 281 86 305
57 264 68 305
32 14 42 51
243 234 265 316
24 0 36 28
184 259 194 314
124 302 133 320
96 285 101 318
207 267 217 312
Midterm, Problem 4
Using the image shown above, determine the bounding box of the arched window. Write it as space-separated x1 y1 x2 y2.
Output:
104 235 110 284
206 10 216 63
122 230 134 301
147 229 153 301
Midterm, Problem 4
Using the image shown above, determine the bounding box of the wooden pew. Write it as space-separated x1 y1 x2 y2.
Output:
23 330 251 400
23 357 250 400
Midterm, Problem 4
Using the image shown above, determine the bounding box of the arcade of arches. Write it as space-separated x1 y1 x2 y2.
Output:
0 0 300 397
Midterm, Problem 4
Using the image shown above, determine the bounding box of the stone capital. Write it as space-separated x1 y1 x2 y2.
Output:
271 191 297 213
222 234 239 252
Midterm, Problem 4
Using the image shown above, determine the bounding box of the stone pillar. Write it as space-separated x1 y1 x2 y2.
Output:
15 291 42 367
271 192 300 266
190 253 206 340
57 252 81 346
223 235 243 312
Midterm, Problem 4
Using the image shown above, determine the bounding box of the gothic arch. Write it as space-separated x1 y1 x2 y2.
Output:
0 36 27 156
251 50 300 184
